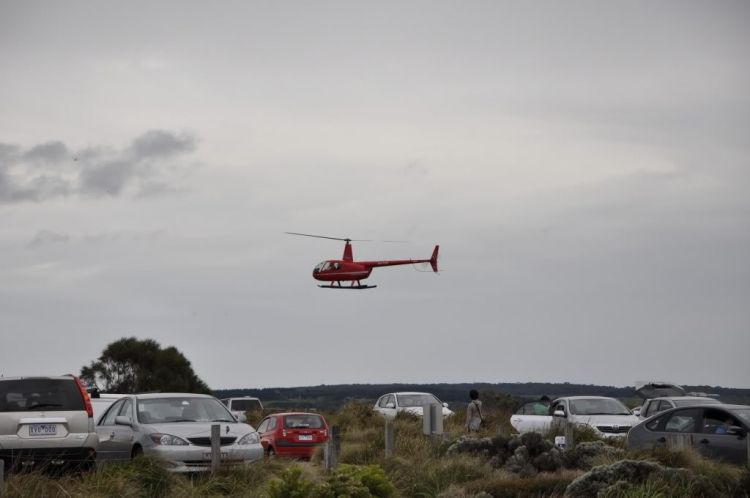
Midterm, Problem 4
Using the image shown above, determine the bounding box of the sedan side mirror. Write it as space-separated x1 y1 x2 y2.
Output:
115 416 133 427
553 410 566 418
727 425 744 436
385 403 395 409
442 402 449 408
237 413 247 423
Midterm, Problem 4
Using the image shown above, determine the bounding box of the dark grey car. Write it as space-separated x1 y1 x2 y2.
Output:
628 404 750 465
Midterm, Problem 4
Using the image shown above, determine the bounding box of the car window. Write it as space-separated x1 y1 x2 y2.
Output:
646 414 666 431
569 398 631 415
673 398 722 407
665 409 702 433
0 378 85 413
230 399 262 412
703 409 739 435
256 418 270 433
137 397 234 423
517 401 550 415
269 416 278 430
378 396 388 408
220 399 229 406
101 399 125 426
386 395 395 407
284 415 325 429
552 401 566 415
396 394 440 408
657 400 674 413
118 398 133 422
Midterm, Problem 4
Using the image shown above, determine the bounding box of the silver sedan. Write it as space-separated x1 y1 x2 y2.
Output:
95 393 263 472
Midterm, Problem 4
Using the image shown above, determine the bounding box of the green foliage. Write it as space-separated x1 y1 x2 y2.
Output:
382 455 495 498
269 465 394 498
80 337 210 394
269 468 315 498
563 441 626 470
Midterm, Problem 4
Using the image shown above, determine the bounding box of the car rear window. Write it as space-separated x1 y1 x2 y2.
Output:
673 399 721 407
231 399 262 411
0 378 85 412
284 415 325 429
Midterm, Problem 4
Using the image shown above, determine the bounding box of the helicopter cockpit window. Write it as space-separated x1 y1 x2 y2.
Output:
331 262 340 271
321 262 331 271
313 262 326 274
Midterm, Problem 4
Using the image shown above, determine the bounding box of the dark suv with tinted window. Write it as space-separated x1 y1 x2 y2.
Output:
0 376 98 471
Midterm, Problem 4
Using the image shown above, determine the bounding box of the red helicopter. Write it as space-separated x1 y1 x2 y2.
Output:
286 232 439 289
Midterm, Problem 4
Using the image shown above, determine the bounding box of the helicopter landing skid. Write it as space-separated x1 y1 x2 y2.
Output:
318 284 377 290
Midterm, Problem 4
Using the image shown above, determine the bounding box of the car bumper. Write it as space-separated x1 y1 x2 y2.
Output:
0 446 97 471
275 441 326 458
145 443 263 472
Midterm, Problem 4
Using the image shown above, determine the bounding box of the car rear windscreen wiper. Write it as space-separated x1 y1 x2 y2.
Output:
210 419 235 423
28 404 64 409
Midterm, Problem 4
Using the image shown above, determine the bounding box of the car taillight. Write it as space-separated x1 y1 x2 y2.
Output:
73 376 94 418
322 429 328 437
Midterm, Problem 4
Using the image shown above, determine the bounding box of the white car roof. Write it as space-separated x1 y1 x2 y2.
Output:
557 396 620 401
135 393 215 400
389 392 436 396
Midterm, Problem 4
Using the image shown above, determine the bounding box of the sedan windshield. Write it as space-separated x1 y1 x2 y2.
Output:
138 397 234 424
397 394 440 407
569 398 631 416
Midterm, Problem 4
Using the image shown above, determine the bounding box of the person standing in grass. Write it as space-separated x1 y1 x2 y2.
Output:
466 389 483 432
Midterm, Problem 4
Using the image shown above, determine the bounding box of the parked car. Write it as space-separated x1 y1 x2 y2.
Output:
220 397 263 419
628 404 750 465
94 393 262 472
0 375 98 471
256 412 328 459
90 393 125 424
510 396 640 438
634 380 722 421
373 392 454 420
639 397 722 421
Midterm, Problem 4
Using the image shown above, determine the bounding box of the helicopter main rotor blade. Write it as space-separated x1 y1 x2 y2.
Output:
284 232 409 243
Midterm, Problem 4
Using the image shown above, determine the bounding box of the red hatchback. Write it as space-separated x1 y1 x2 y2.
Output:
256 412 329 459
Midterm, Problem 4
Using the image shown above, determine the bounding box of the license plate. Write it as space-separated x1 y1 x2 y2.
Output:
29 424 57 436
203 452 228 460
298 435 313 441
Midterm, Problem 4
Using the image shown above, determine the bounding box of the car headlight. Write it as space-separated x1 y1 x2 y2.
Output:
150 434 189 446
238 432 260 445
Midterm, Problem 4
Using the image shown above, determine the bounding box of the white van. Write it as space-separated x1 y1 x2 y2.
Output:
220 397 263 419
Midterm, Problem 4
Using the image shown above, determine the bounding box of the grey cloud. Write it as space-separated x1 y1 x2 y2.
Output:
0 130 198 203
27 230 70 249
22 141 69 164
129 130 197 160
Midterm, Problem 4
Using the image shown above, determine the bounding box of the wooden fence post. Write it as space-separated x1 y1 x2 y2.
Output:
666 434 692 450
325 426 340 473
564 421 576 450
385 421 394 458
211 424 221 474
430 404 438 454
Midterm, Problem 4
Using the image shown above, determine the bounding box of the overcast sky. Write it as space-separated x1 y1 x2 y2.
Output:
1 1 748 390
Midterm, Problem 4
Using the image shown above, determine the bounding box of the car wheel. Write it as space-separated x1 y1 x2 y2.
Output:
131 446 143 459
267 447 275 458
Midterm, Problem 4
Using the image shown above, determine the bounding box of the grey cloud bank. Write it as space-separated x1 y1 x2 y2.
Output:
0 130 198 203
0 1 748 389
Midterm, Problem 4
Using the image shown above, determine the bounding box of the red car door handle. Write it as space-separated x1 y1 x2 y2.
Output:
699 439 710 444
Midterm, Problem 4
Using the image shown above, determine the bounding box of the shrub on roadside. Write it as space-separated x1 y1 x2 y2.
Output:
463 471 581 498
269 465 394 498
563 442 627 470
447 432 563 475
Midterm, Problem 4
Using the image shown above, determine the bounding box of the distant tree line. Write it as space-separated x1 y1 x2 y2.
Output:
213 382 750 411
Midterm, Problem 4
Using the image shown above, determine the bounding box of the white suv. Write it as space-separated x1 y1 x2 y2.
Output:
220 397 263 419
0 376 98 471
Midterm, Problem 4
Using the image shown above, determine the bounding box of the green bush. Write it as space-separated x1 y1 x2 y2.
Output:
269 465 394 498
269 468 315 498
563 442 626 470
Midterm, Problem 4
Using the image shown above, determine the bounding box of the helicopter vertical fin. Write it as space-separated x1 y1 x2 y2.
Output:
430 245 439 273
343 241 354 262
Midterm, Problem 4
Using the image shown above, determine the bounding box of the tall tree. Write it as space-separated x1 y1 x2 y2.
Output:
81 337 211 394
